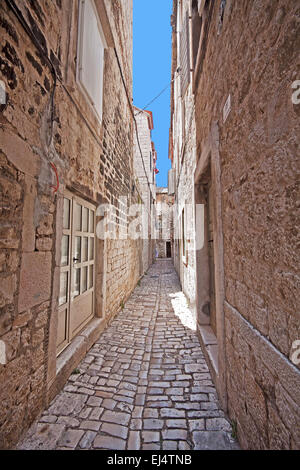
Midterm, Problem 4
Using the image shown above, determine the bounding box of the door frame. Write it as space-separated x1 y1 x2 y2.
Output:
194 121 227 411
56 190 96 356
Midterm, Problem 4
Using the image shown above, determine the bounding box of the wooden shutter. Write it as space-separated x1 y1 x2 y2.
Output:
180 10 190 96
78 0 105 120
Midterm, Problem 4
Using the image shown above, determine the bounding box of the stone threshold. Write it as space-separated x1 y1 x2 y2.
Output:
197 323 219 392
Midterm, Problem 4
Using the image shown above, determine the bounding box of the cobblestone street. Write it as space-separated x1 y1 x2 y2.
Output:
18 260 238 451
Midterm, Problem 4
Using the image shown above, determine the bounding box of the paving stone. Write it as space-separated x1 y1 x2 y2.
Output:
178 440 191 450
175 402 201 410
144 408 159 418
192 431 233 450
87 396 103 407
146 395 169 401
142 443 160 450
206 418 232 432
79 420 101 431
128 431 141 450
148 388 164 394
58 429 84 448
166 419 187 428
56 417 80 427
190 393 208 401
163 441 178 450
176 374 192 381
102 422 128 439
18 423 66 450
189 419 205 431
142 431 160 443
79 431 96 449
94 435 126 450
89 407 103 420
130 418 142 430
47 393 87 416
78 387 95 395
143 418 164 430
162 429 188 440
102 398 117 410
39 415 57 424
172 381 190 387
160 408 186 418
102 410 131 425
17 260 236 452
166 388 184 395
147 401 172 408
132 406 143 418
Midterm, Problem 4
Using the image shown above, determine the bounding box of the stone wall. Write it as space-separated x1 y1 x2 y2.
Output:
170 0 198 320
0 0 138 449
192 0 300 449
155 189 174 259
133 107 156 273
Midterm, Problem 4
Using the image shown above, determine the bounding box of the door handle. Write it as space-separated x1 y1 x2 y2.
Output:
73 257 79 262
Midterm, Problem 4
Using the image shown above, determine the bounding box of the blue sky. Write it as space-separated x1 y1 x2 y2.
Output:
133 0 173 188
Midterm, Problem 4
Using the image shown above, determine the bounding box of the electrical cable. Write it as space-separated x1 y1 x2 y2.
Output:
134 68 181 116
5 1 158 221
113 48 155 204
6 0 105 151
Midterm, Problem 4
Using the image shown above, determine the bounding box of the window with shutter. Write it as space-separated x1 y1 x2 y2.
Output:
180 10 190 97
77 0 106 121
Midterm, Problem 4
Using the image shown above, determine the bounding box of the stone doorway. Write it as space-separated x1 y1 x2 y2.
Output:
194 123 227 411
166 241 171 258
57 192 96 356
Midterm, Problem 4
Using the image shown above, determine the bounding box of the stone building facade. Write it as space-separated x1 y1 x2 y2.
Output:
168 0 198 316
133 106 156 274
170 0 300 449
155 188 174 259
0 0 141 449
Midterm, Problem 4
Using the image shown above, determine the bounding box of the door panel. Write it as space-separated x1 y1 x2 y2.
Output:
56 193 95 356
70 290 94 338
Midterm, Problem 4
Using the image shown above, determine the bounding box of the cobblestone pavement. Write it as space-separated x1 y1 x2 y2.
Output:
18 259 239 450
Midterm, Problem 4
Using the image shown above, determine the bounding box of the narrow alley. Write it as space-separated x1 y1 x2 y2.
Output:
0 0 299 452
18 259 238 451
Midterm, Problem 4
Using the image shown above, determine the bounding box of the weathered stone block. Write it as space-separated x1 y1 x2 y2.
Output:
18 252 52 311
0 273 17 308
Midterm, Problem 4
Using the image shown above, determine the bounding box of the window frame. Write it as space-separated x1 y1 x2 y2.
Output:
181 207 187 265
76 0 107 123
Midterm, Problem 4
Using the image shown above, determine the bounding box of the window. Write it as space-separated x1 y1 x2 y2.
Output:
77 0 106 121
192 0 203 69
180 9 190 96
182 208 186 260
192 0 212 89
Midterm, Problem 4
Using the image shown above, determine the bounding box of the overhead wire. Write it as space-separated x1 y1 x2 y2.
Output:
5 1 175 223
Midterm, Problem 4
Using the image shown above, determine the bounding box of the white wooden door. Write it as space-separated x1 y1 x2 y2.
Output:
57 192 95 355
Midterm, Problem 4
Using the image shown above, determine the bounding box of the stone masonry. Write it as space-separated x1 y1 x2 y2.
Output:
169 0 300 450
0 0 142 449
156 188 174 259
18 260 239 450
